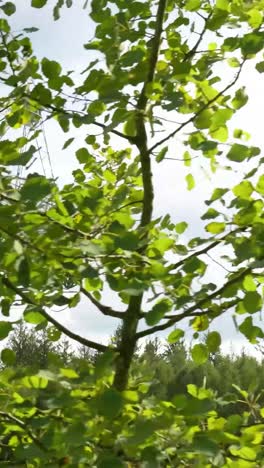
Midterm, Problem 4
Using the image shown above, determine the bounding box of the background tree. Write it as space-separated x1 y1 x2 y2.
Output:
2 323 73 368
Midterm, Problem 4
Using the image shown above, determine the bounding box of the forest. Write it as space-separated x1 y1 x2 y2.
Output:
0 0 263 466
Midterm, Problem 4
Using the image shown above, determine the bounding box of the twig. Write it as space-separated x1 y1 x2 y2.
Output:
183 13 212 61
169 227 246 272
148 61 245 155
80 287 123 318
22 93 135 143
136 266 251 338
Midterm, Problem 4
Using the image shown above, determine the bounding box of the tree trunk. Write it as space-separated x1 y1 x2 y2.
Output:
113 296 142 391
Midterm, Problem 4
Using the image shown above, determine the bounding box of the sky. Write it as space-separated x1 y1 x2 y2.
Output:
5 1 264 355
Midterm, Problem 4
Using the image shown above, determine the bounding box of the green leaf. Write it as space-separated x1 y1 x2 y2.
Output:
123 114 137 137
256 61 264 73
185 0 200 11
31 84 52 105
191 344 209 364
183 256 206 274
20 175 52 203
0 321 12 340
0 18 10 32
229 446 256 461
256 174 264 195
247 9 263 28
186 173 195 190
122 390 139 402
210 109 233 130
1 348 16 365
31 0 47 8
146 299 172 326
2 145 36 166
233 181 253 199
216 0 229 10
191 315 209 332
98 455 124 468
18 258 30 287
205 222 225 234
76 147 92 164
175 222 188 234
24 309 46 325
47 326 62 342
1 299 11 317
192 433 219 456
243 275 256 292
206 331 221 353
58 114 69 132
233 128 250 140
88 100 105 116
94 349 116 379
227 57 240 67
97 389 123 419
115 232 139 251
241 32 264 56
60 368 79 379
232 87 248 110
151 236 174 254
167 328 184 344
210 126 228 142
1 2 16 15
205 187 228 205
194 110 213 129
226 143 249 162
239 316 264 343
22 375 48 388
156 146 168 162
201 208 220 220
243 291 262 313
23 27 39 33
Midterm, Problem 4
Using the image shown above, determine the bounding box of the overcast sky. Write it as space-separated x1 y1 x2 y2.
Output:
5 1 264 355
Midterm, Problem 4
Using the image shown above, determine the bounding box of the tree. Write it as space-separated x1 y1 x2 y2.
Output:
2 323 73 368
0 0 264 465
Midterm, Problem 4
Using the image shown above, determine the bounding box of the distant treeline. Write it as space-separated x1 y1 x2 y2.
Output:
3 324 264 411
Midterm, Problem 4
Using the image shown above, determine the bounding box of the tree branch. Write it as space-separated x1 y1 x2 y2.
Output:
2 277 110 353
136 266 251 338
148 61 245 154
137 0 167 112
21 93 134 143
183 13 212 61
169 227 246 272
80 286 123 319
163 298 239 320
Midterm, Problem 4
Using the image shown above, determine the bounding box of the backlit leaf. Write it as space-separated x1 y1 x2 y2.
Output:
167 328 184 344
205 222 225 234
186 173 195 190
191 344 209 364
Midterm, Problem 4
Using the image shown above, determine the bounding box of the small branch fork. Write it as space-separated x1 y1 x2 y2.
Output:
80 287 123 319
2 277 111 353
169 226 247 272
136 266 252 338
183 12 212 61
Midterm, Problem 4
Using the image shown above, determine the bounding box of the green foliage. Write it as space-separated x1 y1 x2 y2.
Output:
1 340 264 466
0 0 263 464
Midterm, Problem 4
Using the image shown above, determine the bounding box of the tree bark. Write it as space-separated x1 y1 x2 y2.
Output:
112 0 167 392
